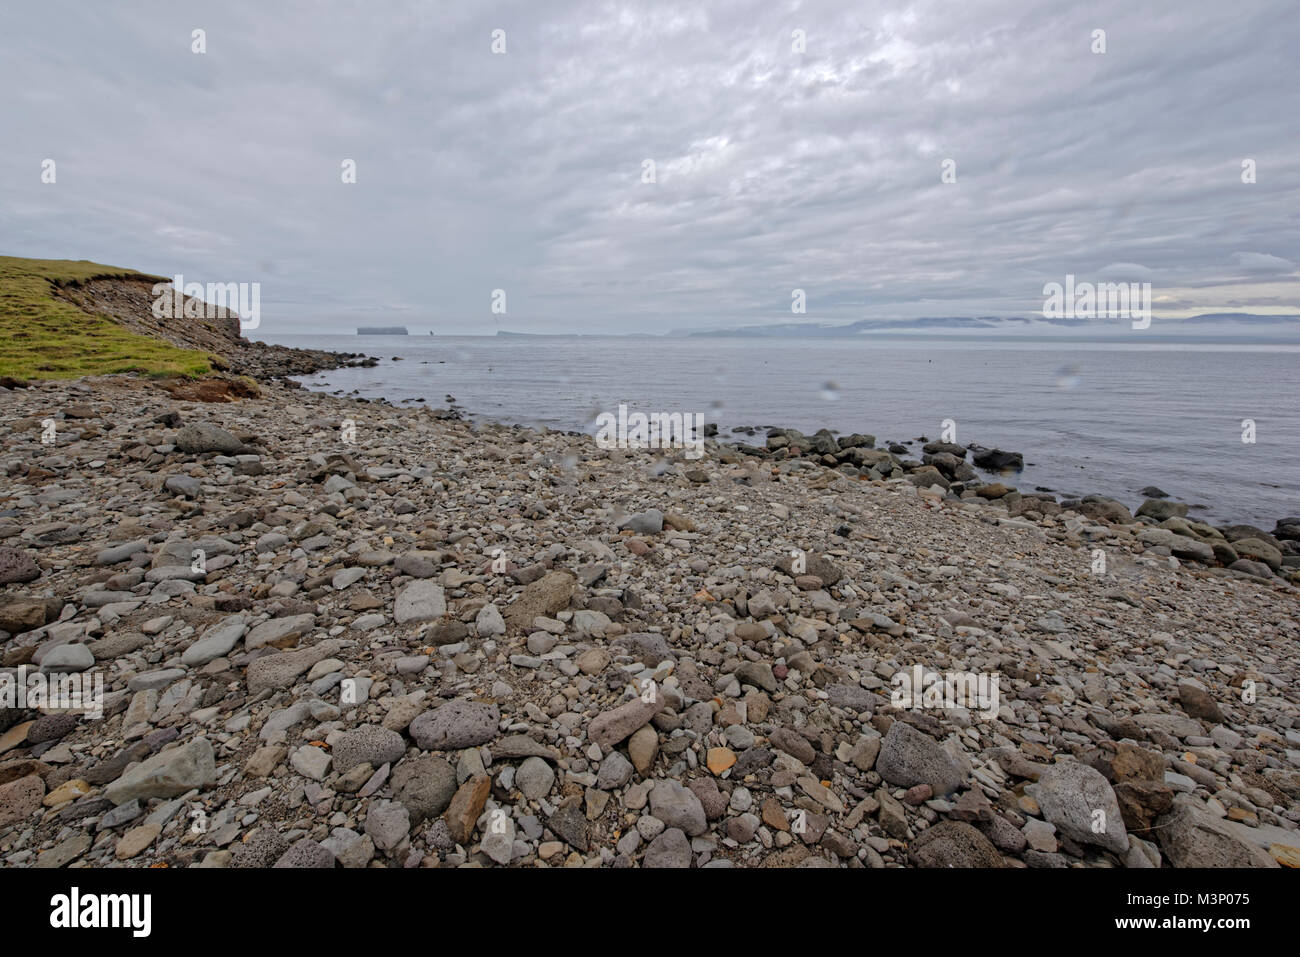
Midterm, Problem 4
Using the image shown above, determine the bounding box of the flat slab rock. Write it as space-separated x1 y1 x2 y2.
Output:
104 738 216 805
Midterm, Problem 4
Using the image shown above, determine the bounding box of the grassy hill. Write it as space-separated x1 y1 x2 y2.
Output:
0 256 213 380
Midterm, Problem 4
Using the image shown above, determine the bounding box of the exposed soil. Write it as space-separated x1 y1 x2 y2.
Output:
53 276 372 380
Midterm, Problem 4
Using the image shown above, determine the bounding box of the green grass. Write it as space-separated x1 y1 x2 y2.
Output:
0 255 214 380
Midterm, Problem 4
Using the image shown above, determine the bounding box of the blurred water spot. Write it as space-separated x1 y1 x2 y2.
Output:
1055 364 1083 390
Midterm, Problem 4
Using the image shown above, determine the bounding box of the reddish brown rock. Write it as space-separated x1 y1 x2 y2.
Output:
444 773 491 845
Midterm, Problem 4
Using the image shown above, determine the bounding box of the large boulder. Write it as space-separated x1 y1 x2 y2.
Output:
409 700 499 750
390 755 457 821
1228 537 1282 571
1026 760 1128 854
0 548 41 585
648 780 707 836
875 721 966 796
1076 497 1134 524
1272 517 1300 541
1219 524 1281 549
175 423 243 454
1155 795 1279 868
970 447 1023 471
908 820 1004 867
104 738 216 805
1139 528 1215 563
0 598 47 634
1136 498 1189 522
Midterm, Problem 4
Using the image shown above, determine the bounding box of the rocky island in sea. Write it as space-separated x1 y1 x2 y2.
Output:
0 256 1296 870
356 326 409 335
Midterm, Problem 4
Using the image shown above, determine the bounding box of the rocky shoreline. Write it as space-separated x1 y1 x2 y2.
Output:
1 373 1298 869
313 367 1299 562
703 422 1300 586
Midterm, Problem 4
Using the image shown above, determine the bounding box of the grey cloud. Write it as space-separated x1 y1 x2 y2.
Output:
1230 251 1294 273
2 0 1297 334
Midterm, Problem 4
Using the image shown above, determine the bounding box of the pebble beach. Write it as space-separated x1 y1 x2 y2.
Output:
2 366 1298 869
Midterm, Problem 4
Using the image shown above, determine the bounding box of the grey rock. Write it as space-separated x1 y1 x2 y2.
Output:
321 827 375 868
409 700 499 750
642 827 691 867
648 780 707 836
490 734 559 761
1155 795 1279 868
390 754 457 821
290 745 332 781
516 756 556 800
735 661 777 692
547 801 590 850
596 751 634 790
588 695 664 749
105 738 216 805
613 632 678 665
876 721 966 796
0 547 41 584
394 552 440 578
622 509 664 535
364 799 411 852
245 641 341 694
260 701 312 742
246 613 315 650
97 800 143 831
181 617 247 666
273 838 336 868
481 812 516 865
332 725 406 773
1136 499 1189 522
908 820 1004 867
95 540 150 565
824 684 879 712
176 423 243 454
394 580 447 624
40 644 95 673
1026 760 1129 854
164 475 201 498
231 827 291 867
475 603 506 636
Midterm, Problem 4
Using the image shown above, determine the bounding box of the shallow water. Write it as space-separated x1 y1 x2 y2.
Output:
259 334 1300 529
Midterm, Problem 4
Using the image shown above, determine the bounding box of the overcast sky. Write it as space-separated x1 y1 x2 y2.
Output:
3 0 1297 335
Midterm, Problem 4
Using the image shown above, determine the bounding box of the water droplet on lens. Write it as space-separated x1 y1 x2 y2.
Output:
1055 364 1082 390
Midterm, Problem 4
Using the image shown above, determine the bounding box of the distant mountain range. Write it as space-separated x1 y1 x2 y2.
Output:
674 313 1300 338
484 314 1300 339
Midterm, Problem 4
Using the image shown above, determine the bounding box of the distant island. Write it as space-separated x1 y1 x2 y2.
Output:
357 326 408 335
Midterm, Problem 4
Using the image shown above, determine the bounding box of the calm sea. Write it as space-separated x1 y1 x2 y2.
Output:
258 334 1300 529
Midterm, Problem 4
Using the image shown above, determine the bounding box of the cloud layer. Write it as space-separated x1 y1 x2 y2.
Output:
4 0 1297 334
